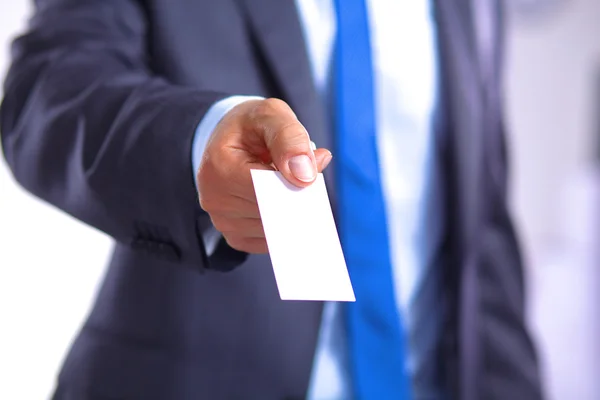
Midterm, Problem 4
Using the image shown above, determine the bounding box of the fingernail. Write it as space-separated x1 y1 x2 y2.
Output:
322 152 333 169
310 141 317 151
289 154 316 182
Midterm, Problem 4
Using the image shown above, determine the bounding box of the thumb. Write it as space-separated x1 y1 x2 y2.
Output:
247 99 318 187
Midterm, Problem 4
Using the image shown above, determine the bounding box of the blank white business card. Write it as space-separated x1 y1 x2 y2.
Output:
251 170 355 302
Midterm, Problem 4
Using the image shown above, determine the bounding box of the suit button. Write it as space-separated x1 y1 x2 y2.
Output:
131 238 147 250
147 241 159 253
131 237 180 262
160 243 181 261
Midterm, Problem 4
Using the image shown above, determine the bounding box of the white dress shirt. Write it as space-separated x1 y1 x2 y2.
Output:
192 1 442 398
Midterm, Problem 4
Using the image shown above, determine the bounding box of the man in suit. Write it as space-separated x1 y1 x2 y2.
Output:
1 0 543 399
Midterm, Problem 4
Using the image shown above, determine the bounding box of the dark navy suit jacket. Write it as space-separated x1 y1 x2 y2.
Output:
1 0 543 399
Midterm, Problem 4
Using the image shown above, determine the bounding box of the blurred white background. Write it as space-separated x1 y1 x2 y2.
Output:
1 1 599 399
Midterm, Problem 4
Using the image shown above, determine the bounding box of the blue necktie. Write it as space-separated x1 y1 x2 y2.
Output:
333 1 412 398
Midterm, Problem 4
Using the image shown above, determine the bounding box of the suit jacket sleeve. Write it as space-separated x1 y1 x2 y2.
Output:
0 0 246 270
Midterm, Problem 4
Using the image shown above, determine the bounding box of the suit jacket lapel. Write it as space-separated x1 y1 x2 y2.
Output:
237 0 330 151
435 0 484 249
434 1 487 400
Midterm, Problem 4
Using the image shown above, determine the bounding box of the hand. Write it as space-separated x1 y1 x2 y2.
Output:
197 98 333 254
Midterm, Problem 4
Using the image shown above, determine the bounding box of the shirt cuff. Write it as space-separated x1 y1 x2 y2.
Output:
191 95 264 193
